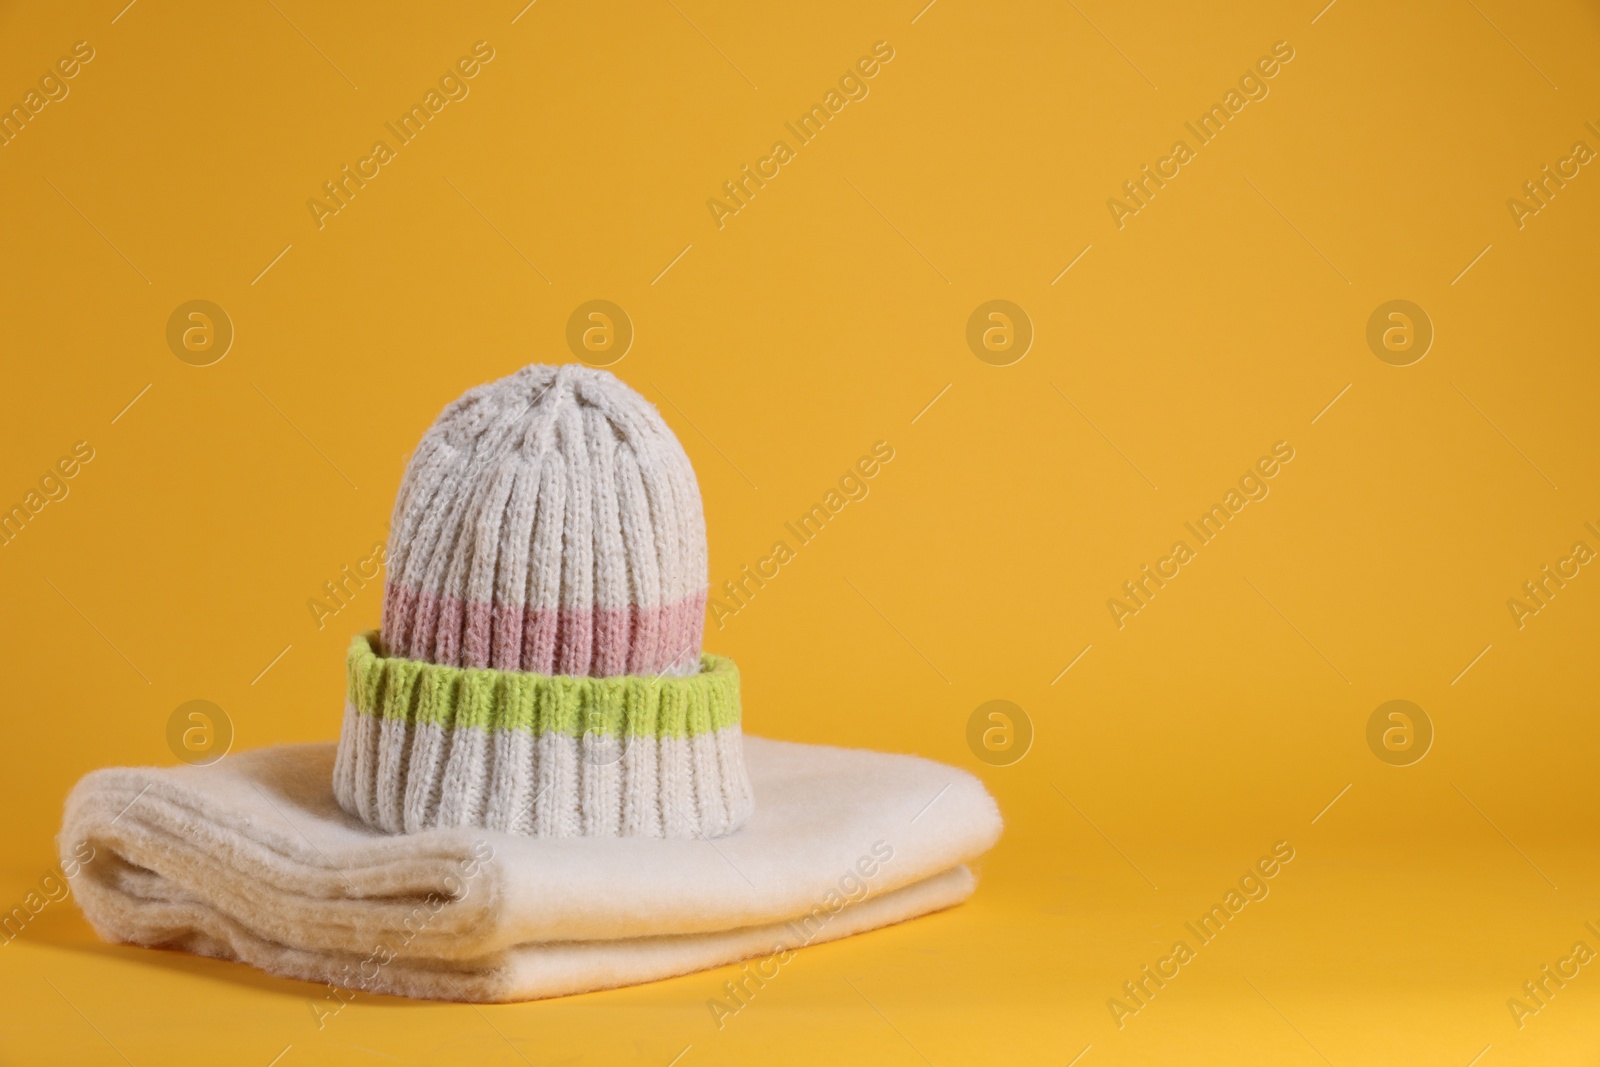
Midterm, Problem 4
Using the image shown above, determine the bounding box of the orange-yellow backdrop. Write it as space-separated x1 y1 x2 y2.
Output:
2 0 1598 1063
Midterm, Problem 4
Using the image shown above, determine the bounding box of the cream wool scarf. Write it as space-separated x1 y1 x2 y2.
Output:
60 736 1001 1002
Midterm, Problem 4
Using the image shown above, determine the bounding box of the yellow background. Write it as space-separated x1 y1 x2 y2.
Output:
3 0 1599 1063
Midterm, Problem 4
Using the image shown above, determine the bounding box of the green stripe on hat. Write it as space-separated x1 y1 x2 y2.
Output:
346 632 741 740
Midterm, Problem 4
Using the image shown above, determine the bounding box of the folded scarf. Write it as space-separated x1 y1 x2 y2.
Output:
60 736 1001 1002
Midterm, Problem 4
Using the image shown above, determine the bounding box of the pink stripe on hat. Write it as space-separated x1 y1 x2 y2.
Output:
383 583 706 676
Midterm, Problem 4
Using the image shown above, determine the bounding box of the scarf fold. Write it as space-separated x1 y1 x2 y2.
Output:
60 736 1001 1002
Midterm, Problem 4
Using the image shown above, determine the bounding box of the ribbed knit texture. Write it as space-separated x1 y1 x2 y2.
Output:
334 364 753 839
333 634 753 838
346 633 741 736
382 363 708 677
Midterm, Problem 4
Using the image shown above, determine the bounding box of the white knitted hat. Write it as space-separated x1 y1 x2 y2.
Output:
333 364 754 839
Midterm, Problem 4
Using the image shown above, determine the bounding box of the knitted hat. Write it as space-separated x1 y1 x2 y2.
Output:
333 364 754 839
